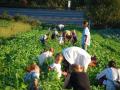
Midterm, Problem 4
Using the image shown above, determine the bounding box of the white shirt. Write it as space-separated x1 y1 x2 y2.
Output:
82 27 90 45
38 51 52 66
44 35 47 40
59 35 64 44
96 67 119 86
50 63 62 78
58 24 64 30
62 46 91 71
54 30 58 35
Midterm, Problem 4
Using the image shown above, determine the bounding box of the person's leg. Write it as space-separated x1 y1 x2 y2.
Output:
82 43 84 49
84 44 88 51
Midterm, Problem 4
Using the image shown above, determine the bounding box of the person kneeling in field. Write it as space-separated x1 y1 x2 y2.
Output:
71 30 77 45
40 34 48 45
38 48 54 66
96 60 120 90
65 64 91 90
51 29 59 39
24 64 40 90
49 53 67 79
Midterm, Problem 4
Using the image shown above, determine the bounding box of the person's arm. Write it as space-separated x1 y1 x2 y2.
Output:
62 71 68 77
33 79 39 90
96 69 107 80
64 73 72 89
49 63 55 71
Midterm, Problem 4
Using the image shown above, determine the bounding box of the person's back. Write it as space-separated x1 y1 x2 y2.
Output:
62 46 91 72
38 48 54 66
70 72 90 90
24 64 40 90
96 60 118 90
66 64 91 90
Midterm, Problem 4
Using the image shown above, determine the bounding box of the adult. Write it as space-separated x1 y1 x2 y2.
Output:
81 20 90 51
62 46 96 72
38 48 54 66
66 64 91 90
96 60 120 90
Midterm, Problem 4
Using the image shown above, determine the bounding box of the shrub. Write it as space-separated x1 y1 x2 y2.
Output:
14 14 29 23
86 0 120 28
28 19 41 26
0 10 13 21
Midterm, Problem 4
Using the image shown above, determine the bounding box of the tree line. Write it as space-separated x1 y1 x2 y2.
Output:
0 0 120 28
0 0 85 9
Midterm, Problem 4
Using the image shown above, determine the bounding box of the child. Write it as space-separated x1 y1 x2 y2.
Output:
65 64 91 90
71 30 77 45
51 30 59 39
81 20 90 51
65 30 72 42
38 48 54 66
49 53 67 79
58 34 64 45
96 61 119 90
40 34 48 45
24 64 40 90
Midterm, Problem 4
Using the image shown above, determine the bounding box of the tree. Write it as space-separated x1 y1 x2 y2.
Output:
87 0 120 28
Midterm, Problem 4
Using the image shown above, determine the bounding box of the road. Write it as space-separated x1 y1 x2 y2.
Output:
0 7 84 26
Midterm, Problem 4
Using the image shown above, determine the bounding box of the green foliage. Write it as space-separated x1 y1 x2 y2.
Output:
14 14 29 22
0 10 13 21
0 19 11 27
0 0 85 9
0 26 120 90
87 0 120 28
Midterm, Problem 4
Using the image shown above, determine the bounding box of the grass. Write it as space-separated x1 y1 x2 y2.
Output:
0 22 120 90
0 19 31 38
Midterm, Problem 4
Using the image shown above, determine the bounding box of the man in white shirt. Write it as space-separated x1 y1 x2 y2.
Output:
38 48 54 66
81 21 90 51
62 46 96 72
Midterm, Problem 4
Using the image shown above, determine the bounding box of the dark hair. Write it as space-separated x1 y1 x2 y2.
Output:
108 60 116 68
55 53 63 58
83 20 88 25
72 64 79 71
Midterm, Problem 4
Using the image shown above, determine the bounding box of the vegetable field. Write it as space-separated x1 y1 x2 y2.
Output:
0 25 120 90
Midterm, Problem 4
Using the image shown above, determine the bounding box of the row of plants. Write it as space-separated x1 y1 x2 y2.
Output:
0 25 120 89
0 0 85 10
